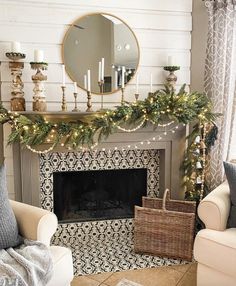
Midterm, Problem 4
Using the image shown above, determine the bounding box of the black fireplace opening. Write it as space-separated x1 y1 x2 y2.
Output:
53 168 147 223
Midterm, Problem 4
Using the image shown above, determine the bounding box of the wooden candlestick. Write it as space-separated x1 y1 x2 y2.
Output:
6 52 26 111
30 62 48 112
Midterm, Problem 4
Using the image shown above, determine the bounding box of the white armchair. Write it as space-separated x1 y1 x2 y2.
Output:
10 200 74 286
193 182 236 286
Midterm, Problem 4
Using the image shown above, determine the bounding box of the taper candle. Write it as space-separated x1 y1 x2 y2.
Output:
73 82 77 93
121 66 125 88
98 61 101 82
101 58 105 80
62 65 66 87
114 70 118 89
150 73 153 92
87 70 91 92
84 75 87 89
136 74 139 94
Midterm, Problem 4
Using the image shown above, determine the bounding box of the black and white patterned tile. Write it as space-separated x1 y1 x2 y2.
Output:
52 219 186 276
39 149 186 275
39 149 160 212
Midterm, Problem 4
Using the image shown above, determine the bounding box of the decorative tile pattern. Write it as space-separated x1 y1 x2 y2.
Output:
39 149 160 212
53 219 186 276
39 149 185 275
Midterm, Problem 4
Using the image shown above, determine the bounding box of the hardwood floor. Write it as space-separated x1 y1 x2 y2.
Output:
71 263 197 286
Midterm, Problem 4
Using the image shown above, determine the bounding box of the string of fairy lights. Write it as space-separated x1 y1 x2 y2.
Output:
0 83 218 201
24 120 182 154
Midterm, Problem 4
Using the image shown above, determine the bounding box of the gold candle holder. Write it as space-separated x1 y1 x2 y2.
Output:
86 91 93 112
121 87 125 105
135 93 139 102
98 80 104 110
61 86 67 111
6 52 26 111
72 92 79 112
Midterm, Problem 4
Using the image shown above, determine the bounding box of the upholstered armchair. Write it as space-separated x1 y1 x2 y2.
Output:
10 200 74 286
194 182 236 286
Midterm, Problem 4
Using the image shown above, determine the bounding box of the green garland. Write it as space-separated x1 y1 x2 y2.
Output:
0 84 219 200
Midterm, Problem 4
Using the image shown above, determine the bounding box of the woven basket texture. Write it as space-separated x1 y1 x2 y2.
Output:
134 189 196 261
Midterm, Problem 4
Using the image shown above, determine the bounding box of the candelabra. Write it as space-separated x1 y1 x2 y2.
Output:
61 86 67 111
98 80 104 110
72 92 79 112
121 87 125 105
163 66 180 89
30 62 48 111
6 52 26 111
86 91 93 112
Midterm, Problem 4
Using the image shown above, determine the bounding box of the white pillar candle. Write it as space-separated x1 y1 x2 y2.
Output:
73 82 77 93
101 58 105 80
114 70 118 89
150 73 153 92
84 75 87 89
98 61 101 82
34 49 44 62
87 70 91 92
136 74 139 94
62 64 66 87
121 66 125 88
167 55 174 66
11 41 21 53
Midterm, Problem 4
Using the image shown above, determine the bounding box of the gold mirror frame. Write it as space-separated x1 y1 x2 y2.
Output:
62 12 140 95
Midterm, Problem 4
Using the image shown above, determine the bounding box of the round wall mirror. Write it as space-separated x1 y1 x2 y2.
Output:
62 13 140 94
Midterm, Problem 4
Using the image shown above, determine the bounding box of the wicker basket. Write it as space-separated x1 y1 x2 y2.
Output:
134 189 196 261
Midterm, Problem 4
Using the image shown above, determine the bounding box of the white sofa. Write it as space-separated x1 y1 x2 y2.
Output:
194 182 236 286
10 200 74 286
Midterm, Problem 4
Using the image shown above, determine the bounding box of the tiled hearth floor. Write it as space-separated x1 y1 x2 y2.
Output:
72 263 197 286
53 220 188 275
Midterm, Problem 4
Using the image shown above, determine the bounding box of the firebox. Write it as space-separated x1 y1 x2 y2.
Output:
53 168 147 223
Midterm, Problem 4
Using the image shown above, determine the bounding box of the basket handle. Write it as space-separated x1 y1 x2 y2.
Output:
162 189 170 210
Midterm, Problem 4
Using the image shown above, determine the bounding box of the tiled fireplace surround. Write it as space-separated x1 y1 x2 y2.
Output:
13 126 186 274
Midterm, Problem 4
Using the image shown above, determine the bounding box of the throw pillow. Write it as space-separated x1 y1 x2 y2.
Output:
223 161 236 227
0 164 22 249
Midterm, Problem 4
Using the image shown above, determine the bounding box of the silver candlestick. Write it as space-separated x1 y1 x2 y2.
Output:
163 66 180 90
135 93 139 102
72 92 79 112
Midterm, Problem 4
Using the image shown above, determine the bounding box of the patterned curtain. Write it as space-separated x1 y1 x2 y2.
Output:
204 0 236 189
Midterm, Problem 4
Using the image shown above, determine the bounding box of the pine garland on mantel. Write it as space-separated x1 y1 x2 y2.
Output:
0 84 219 200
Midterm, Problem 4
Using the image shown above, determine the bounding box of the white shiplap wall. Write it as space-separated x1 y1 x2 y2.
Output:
0 0 192 198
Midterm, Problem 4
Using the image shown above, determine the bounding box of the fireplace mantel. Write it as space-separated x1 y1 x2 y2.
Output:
13 125 186 207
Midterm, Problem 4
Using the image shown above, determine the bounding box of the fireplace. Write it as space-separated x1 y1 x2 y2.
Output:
53 168 147 222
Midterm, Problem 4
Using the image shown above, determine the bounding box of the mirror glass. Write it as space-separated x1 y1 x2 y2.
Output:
62 13 140 94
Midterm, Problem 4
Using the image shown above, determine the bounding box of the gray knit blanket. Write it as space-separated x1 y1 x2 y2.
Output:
0 239 53 286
